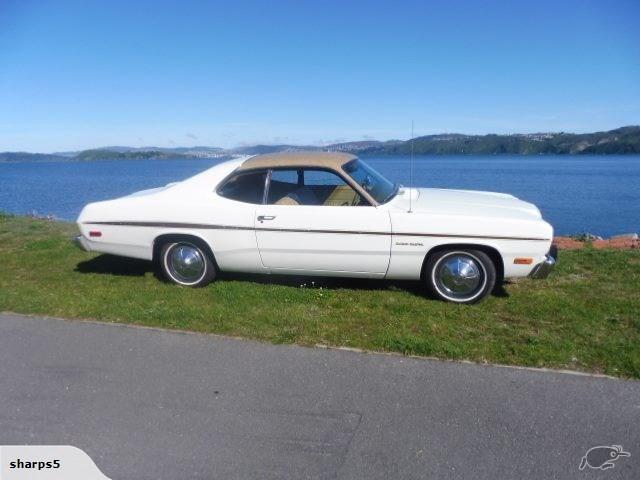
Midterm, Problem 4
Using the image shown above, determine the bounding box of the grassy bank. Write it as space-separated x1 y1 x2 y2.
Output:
1 214 638 378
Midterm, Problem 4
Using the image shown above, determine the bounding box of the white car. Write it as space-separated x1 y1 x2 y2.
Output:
75 152 556 303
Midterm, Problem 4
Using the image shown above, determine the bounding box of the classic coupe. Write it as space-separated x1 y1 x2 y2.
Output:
75 152 556 303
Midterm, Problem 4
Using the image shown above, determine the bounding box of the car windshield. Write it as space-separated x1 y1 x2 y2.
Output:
343 159 398 204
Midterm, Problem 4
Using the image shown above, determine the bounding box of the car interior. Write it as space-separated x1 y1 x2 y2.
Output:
219 169 366 206
217 171 267 204
269 168 365 206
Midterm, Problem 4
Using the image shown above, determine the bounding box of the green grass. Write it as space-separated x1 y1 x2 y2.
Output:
1 215 639 378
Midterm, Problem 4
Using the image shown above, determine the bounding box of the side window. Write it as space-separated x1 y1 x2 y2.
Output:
303 170 343 186
268 170 300 205
218 171 266 204
267 168 366 206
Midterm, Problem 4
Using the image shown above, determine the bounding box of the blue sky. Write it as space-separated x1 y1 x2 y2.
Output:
1 0 639 152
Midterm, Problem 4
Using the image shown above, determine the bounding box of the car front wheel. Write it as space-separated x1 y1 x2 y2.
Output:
160 241 216 287
425 249 496 304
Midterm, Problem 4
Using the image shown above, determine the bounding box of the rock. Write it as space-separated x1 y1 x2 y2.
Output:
572 232 604 241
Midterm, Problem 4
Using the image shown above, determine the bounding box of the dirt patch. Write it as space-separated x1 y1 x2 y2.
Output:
554 236 639 250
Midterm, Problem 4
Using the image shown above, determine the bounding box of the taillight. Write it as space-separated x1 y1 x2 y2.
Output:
89 231 102 237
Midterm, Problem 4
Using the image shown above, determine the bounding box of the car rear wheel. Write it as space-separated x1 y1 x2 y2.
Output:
425 249 496 304
160 241 216 287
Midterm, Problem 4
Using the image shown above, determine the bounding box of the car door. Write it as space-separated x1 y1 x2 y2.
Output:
255 168 391 276
213 168 267 273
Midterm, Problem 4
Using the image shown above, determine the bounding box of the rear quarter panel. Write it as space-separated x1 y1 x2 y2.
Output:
77 191 264 273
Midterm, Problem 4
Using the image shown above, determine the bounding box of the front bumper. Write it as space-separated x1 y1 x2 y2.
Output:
73 235 91 252
529 245 557 279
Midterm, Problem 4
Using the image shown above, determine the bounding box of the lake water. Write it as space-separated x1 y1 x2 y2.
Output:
0 155 638 236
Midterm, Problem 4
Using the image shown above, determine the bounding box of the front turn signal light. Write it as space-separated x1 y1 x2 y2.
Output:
514 257 533 265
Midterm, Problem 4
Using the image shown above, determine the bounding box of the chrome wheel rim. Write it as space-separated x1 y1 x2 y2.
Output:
434 253 485 300
166 243 206 284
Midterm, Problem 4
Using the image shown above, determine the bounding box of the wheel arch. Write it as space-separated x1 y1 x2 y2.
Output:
420 243 504 283
152 233 218 269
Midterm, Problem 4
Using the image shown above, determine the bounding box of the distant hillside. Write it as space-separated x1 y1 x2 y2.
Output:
74 146 226 160
0 152 67 162
1 147 229 163
2 126 639 162
85 146 224 154
365 126 640 155
230 126 640 155
73 149 187 161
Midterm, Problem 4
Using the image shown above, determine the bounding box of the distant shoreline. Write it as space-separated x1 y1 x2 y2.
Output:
2 151 640 164
2 125 639 162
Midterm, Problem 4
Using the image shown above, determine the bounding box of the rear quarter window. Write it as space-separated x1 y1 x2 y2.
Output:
217 171 266 204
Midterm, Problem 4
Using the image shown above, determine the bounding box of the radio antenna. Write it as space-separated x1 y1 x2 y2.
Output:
409 120 414 213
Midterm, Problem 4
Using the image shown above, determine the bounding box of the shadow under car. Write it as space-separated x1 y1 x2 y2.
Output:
74 254 509 299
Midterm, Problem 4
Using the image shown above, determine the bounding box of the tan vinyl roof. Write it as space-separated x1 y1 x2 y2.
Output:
238 151 357 171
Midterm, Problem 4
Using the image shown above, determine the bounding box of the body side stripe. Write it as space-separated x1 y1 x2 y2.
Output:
83 221 550 242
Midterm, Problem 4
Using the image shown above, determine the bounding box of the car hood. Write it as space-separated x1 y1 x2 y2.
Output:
388 187 543 221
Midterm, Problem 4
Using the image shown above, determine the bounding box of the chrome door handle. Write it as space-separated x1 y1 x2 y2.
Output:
257 215 276 222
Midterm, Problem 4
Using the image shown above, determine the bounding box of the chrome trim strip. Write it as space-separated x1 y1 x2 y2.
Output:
262 170 272 205
396 232 550 241
85 221 254 231
83 221 551 241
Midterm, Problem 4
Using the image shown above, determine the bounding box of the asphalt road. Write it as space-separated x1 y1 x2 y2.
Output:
1 313 638 479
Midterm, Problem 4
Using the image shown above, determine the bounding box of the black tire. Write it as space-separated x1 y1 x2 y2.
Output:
425 249 496 304
159 240 216 287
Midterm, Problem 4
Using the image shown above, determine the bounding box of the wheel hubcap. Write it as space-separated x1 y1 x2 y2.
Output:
168 244 205 283
436 254 483 299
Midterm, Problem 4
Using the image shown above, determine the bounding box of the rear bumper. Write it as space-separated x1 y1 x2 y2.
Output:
529 245 557 279
73 235 91 252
